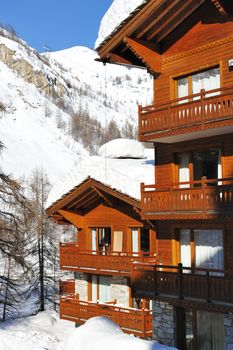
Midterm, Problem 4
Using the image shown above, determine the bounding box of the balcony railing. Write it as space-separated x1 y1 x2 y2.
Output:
141 177 233 220
59 279 75 296
60 243 157 275
139 86 233 141
60 296 152 338
131 263 233 308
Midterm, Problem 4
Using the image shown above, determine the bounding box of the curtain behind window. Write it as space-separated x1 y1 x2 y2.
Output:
194 229 223 273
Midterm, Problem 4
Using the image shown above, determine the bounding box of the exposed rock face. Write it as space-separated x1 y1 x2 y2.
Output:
0 43 67 98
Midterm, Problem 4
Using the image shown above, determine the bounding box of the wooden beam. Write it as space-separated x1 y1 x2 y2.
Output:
58 209 82 227
123 37 161 74
147 0 205 42
137 0 181 39
97 0 165 59
66 189 97 210
210 0 228 15
91 186 112 207
106 53 133 65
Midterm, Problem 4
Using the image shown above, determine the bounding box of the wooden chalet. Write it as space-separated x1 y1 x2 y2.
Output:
46 177 157 338
97 0 233 349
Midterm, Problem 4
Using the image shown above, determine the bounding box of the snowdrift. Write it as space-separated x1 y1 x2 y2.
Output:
65 316 177 350
98 138 145 159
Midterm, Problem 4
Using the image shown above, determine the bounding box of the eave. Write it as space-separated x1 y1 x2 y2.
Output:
97 0 212 70
46 177 141 220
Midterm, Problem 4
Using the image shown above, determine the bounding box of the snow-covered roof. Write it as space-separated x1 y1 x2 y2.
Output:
95 0 148 49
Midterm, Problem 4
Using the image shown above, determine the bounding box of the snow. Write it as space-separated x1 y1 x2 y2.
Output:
65 316 177 350
0 34 152 186
95 0 146 48
0 313 177 350
46 147 154 208
98 139 145 159
0 311 74 350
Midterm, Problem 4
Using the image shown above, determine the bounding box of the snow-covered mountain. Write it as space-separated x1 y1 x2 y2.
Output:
0 28 153 188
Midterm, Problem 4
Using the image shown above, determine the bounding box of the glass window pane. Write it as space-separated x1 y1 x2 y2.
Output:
192 67 220 95
194 229 223 272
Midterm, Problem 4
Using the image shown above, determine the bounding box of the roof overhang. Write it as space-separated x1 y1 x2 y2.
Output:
96 0 232 72
46 177 141 223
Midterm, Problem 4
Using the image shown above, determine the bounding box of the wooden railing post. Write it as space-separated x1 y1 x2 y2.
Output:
200 89 205 128
142 306 146 338
178 263 183 299
202 176 207 216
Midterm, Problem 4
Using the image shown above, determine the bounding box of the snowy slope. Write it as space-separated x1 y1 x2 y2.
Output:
0 53 88 184
0 33 152 185
95 0 146 48
47 147 154 208
47 45 153 127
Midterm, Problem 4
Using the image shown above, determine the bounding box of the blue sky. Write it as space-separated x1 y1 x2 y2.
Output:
1 0 113 52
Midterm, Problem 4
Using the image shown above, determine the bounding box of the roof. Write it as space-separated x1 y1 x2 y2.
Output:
96 0 231 71
46 176 141 220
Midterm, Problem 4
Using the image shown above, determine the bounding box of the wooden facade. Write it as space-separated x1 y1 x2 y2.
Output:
97 0 233 349
46 177 156 338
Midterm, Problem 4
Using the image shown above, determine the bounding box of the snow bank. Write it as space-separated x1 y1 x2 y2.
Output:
0 311 74 350
95 0 146 48
65 316 177 350
98 139 145 159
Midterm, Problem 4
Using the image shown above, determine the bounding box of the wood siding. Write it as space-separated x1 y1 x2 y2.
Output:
60 203 156 253
155 5 233 104
155 134 233 184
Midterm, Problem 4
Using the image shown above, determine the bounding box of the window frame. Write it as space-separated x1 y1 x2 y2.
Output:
172 64 221 101
173 225 225 272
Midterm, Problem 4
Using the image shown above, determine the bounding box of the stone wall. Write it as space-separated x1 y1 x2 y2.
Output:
152 300 176 347
224 313 233 350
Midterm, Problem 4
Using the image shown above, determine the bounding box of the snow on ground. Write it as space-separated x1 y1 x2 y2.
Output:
98 138 145 159
0 311 74 350
47 146 154 208
66 316 177 350
0 313 177 350
95 0 146 48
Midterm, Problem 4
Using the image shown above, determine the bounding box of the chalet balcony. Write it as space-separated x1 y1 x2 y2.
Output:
60 295 152 338
139 86 233 143
141 177 233 220
131 263 233 312
60 243 157 275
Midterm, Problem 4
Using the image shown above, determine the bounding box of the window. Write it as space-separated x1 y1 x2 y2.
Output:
179 309 224 350
175 148 222 186
176 66 220 100
91 275 111 303
131 228 150 254
193 149 221 182
90 227 111 253
178 228 224 274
